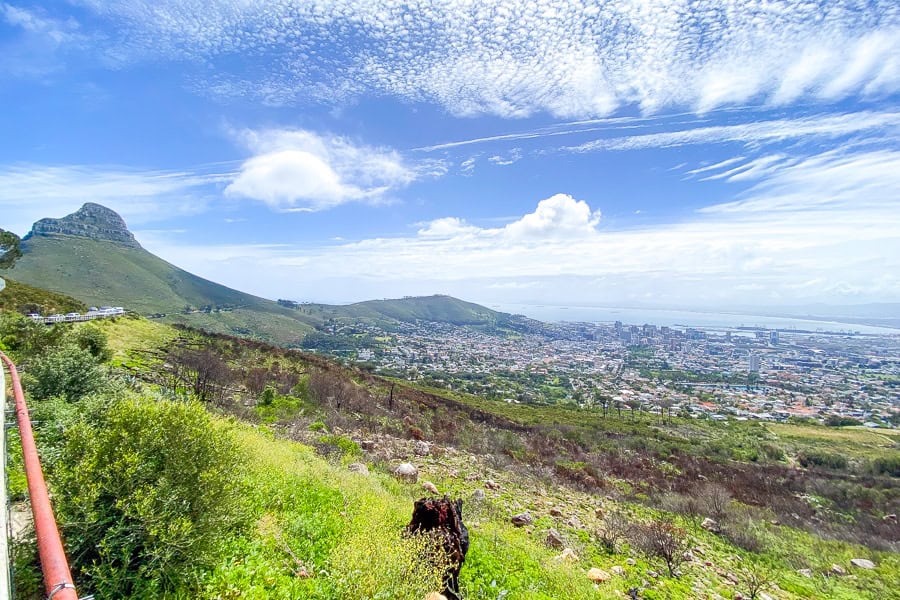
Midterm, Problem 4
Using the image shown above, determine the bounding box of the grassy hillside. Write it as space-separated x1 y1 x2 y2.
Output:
343 295 503 326
5 314 898 599
1 234 507 343
2 234 325 344
0 276 86 314
7 234 274 313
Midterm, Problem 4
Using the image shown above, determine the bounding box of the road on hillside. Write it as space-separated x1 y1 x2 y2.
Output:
0 277 5 292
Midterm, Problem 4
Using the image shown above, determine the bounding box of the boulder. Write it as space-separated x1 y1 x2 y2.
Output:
511 512 533 527
471 489 485 502
625 558 636 566
830 563 847 576
414 440 432 456
394 463 419 483
555 548 579 562
611 565 625 576
587 568 611 583
549 507 564 517
850 558 875 570
347 462 369 475
422 481 440 495
566 515 583 529
798 569 812 578
546 528 565 549
484 479 501 490
701 517 721 533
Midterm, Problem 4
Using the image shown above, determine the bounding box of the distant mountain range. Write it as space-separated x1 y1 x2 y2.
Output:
0 203 505 344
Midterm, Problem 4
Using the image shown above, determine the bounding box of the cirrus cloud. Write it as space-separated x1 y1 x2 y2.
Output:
48 1 900 118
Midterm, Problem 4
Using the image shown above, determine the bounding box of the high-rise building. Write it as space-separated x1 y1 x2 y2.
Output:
748 353 761 373
769 331 779 345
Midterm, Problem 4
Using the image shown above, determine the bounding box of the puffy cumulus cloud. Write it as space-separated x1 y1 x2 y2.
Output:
224 129 417 211
503 194 600 239
67 0 900 117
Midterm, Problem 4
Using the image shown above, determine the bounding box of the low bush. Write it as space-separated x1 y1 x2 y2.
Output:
51 394 248 597
798 450 849 471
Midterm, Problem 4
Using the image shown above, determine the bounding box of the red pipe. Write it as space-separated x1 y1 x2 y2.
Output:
0 351 78 600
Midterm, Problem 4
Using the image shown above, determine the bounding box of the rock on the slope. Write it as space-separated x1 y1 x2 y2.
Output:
611 565 625 576
549 507 564 517
701 517 721 533
393 463 419 483
484 479 501 490
546 528 565 549
414 440 432 456
555 548 579 562
830 563 847 576
850 558 875 569
625 558 636 566
587 568 611 583
422 481 439 495
797 569 812 578
347 463 369 475
471 489 485 502
511 512 533 527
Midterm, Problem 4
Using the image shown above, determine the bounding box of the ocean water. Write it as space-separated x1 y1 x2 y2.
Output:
489 303 900 335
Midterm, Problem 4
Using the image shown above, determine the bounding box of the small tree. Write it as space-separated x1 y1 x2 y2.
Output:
597 509 630 552
631 520 690 577
738 567 774 600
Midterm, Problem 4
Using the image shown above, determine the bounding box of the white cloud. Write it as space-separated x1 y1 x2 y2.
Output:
140 149 900 307
487 148 522 166
566 111 900 153
0 164 225 234
1 2 87 77
67 0 900 117
224 129 417 211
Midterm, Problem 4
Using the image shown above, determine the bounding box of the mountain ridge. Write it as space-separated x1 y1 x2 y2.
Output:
1 204 505 342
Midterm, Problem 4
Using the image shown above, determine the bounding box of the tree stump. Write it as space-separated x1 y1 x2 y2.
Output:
407 496 470 600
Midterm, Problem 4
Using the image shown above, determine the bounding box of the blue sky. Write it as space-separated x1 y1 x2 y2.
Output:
1 1 899 309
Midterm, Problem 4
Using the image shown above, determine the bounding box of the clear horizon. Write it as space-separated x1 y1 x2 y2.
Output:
2 2 899 309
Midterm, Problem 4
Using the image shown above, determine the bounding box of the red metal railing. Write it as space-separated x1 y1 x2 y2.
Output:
0 350 78 600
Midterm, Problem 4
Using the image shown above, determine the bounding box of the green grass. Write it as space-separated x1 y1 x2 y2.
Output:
768 422 900 461
0 276 86 314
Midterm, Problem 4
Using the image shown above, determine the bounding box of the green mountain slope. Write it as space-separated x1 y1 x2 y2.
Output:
1 204 509 343
343 294 502 325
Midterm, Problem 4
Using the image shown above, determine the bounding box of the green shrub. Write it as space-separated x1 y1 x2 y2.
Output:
27 344 104 402
71 324 112 362
798 450 848 471
870 455 900 477
51 394 248 597
317 434 361 459
309 420 327 432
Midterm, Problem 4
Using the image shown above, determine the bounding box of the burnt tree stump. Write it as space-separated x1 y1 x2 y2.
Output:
407 496 470 600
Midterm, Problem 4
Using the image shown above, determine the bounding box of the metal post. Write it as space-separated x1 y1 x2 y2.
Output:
1 358 11 599
0 351 78 600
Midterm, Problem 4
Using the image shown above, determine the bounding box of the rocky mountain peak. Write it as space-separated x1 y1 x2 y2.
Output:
26 203 141 248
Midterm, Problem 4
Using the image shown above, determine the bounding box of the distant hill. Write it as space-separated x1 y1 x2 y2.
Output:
343 295 503 326
1 203 508 342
